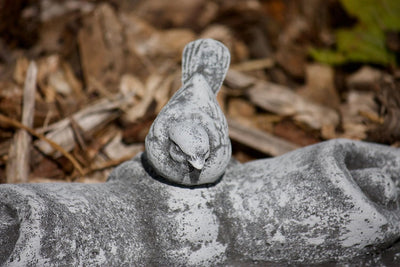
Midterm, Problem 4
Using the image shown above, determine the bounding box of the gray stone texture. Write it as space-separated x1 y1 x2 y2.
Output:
1 139 400 266
145 39 231 186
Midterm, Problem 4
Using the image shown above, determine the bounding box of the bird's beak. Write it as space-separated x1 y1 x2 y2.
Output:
188 157 205 170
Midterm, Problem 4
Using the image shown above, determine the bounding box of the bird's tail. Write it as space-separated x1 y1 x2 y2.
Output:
182 39 230 94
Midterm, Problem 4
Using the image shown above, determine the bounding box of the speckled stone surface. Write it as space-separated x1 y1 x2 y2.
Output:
145 39 231 186
1 139 400 266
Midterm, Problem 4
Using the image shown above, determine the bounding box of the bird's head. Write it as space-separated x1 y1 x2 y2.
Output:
168 122 210 171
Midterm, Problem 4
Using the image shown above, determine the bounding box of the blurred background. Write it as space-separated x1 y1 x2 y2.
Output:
0 0 399 183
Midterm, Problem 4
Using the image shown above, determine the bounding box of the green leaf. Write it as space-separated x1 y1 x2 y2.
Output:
340 0 400 31
309 49 347 65
336 27 395 64
310 0 399 66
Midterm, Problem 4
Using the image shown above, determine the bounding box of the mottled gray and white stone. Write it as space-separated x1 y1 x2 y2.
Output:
1 139 400 266
145 39 231 186
2 38 400 265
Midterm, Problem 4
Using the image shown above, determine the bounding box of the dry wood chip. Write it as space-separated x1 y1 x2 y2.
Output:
228 118 300 156
231 58 274 72
119 74 146 99
86 125 119 161
228 98 256 119
35 93 132 157
298 63 340 110
122 119 154 144
30 153 66 180
200 24 249 62
62 62 84 99
48 69 72 95
6 62 37 183
246 77 339 130
0 114 84 176
157 29 196 59
122 74 169 123
340 91 379 140
225 69 256 89
346 66 384 91
0 81 22 120
40 0 94 22
275 44 306 79
0 139 12 157
13 57 29 85
78 3 123 89
371 78 400 142
135 0 217 29
103 132 143 160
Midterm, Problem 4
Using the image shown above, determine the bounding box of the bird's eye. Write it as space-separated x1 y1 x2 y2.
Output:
169 142 186 163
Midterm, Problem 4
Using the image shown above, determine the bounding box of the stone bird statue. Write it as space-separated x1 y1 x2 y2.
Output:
145 39 231 186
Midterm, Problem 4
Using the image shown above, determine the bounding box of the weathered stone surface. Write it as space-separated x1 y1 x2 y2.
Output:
145 39 231 186
1 139 400 266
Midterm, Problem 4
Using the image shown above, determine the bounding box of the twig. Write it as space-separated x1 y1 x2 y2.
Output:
358 110 384 124
6 61 37 183
0 114 84 175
